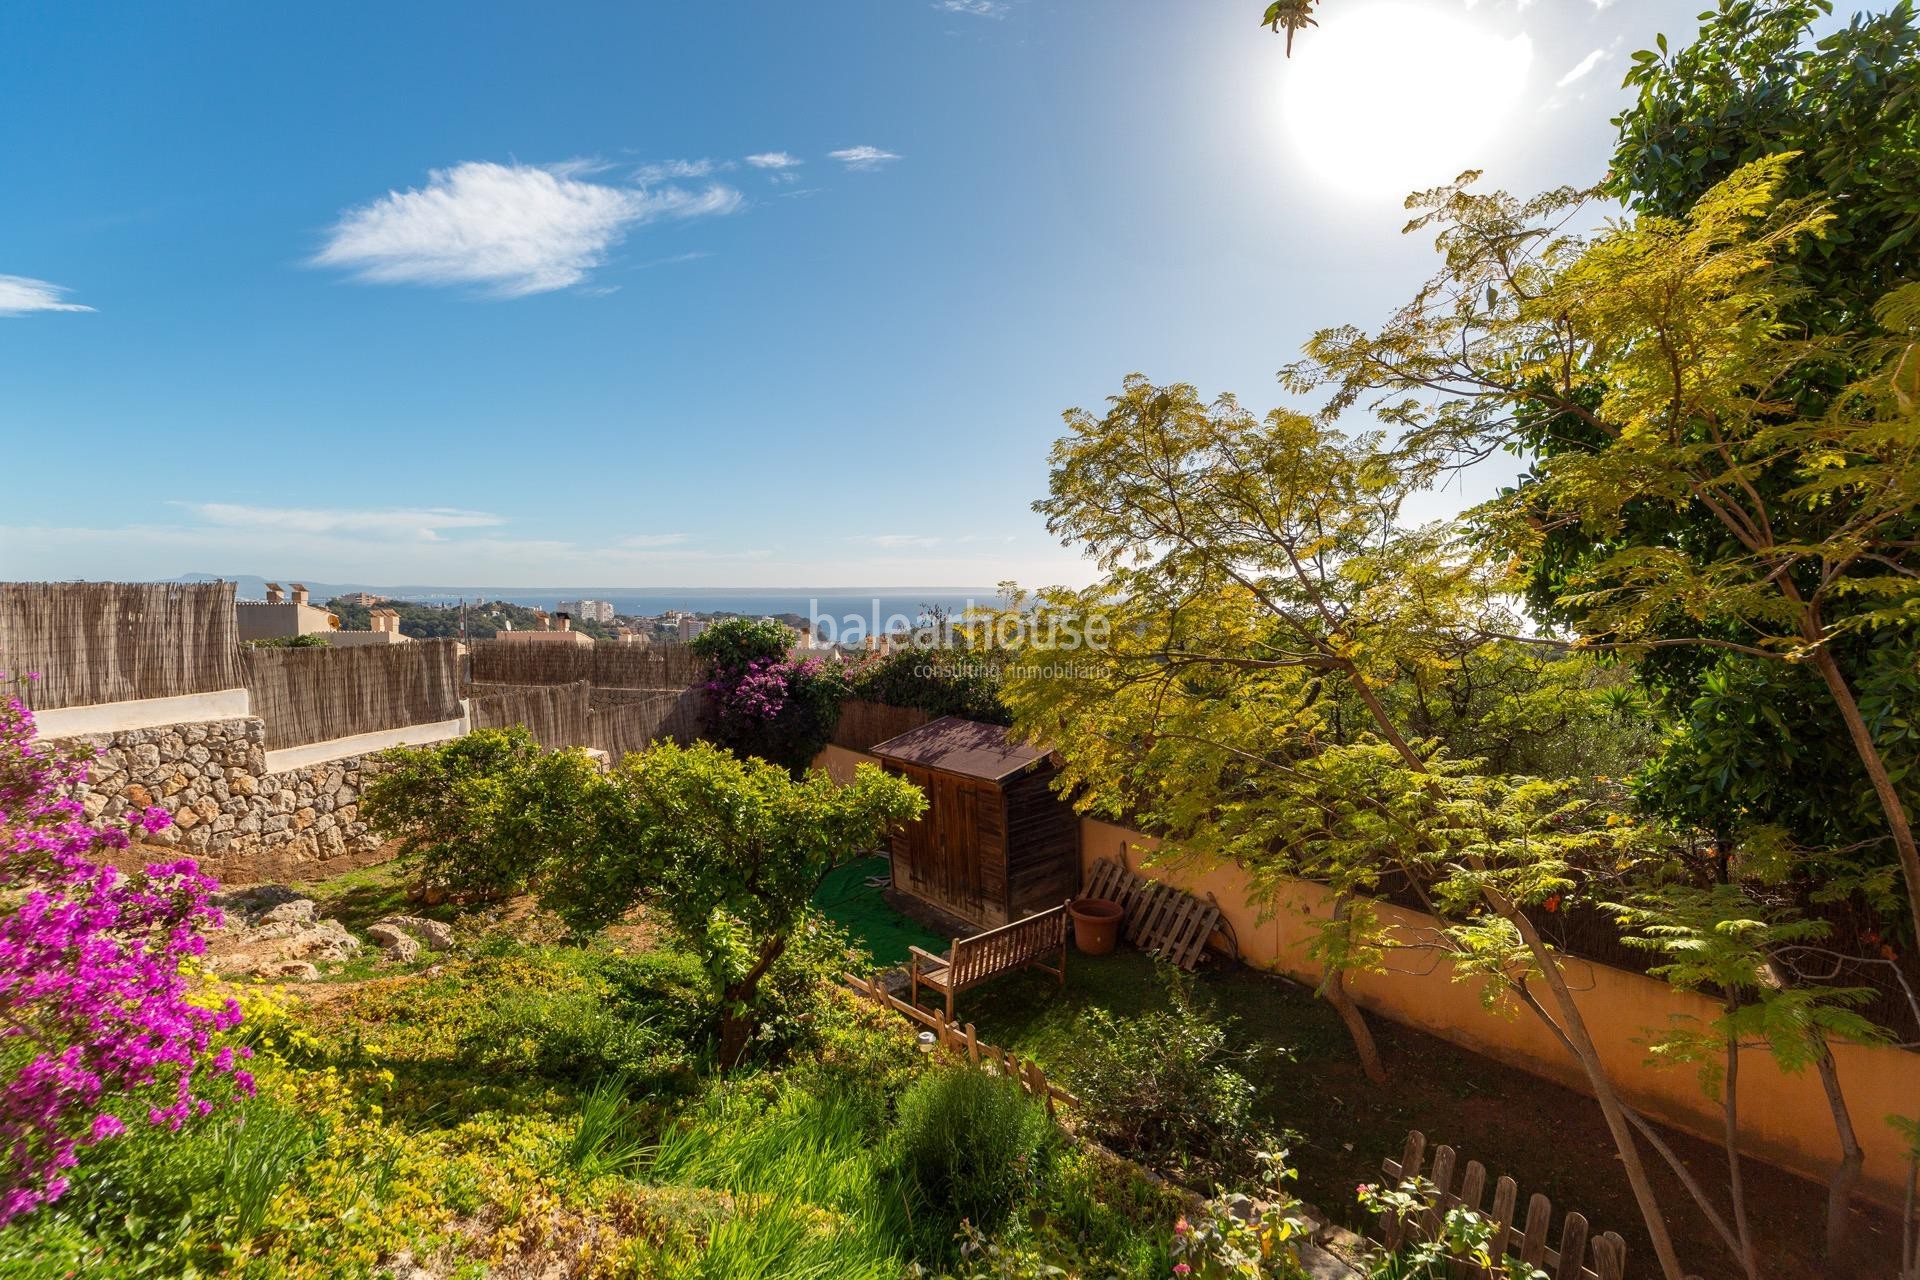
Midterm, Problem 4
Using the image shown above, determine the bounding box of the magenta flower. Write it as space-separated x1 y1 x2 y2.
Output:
0 681 249 1225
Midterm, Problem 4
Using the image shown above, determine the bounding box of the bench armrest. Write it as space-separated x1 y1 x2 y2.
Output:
907 945 949 973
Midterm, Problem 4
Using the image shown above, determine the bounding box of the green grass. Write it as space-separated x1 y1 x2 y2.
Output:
643 1074 910 1279
811 856 947 967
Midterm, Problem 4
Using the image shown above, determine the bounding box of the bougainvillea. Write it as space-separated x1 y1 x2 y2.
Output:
0 676 250 1225
693 621 850 774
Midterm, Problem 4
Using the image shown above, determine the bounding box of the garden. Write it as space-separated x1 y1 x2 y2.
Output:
5 4 1920 1279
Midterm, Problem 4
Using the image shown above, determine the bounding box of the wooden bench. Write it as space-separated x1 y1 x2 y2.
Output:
908 901 1070 1020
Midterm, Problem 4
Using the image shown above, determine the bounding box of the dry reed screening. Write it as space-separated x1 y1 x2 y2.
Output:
831 699 933 751
242 639 463 750
0 581 244 711
468 639 703 689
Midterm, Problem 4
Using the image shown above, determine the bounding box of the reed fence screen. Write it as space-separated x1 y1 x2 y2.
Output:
0 581 243 711
592 689 704 759
242 640 463 751
468 681 594 750
831 699 933 752
468 640 702 689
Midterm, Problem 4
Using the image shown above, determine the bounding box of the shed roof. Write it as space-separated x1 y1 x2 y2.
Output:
868 715 1053 783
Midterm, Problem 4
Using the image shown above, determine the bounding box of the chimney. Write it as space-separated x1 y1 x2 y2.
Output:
265 582 284 605
534 609 550 631
290 583 309 606
556 611 573 632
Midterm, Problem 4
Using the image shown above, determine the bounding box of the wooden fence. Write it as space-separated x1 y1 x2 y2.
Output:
0 581 242 711
831 699 933 752
1376 1131 1651 1280
468 639 702 689
242 640 463 751
843 969 1077 1116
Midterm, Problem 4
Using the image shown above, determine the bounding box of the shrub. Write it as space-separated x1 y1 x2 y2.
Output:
850 647 1011 725
895 1067 1053 1240
0 682 250 1226
362 728 614 902
1066 967 1269 1186
690 617 796 672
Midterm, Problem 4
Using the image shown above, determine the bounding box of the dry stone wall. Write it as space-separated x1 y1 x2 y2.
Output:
53 716 392 884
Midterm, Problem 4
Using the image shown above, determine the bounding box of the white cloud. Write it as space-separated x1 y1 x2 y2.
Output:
633 158 726 184
178 503 506 541
618 533 690 548
828 146 902 171
1589 0 1616 10
313 161 741 297
0 275 93 316
744 152 802 170
933 0 1008 16
1555 47 1608 87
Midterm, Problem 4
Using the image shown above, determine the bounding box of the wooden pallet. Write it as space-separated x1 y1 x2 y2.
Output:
1378 1130 1657 1280
1081 857 1222 970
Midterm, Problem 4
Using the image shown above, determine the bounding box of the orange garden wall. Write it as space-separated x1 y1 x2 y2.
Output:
816 745 1920 1204
1076 816 1920 1206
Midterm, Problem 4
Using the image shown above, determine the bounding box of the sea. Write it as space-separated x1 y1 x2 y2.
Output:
185 576 1005 639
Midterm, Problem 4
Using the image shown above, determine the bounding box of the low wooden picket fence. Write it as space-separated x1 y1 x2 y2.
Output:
843 970 1078 1117
1375 1130 1672 1280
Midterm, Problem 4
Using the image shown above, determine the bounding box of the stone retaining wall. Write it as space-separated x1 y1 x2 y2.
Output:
53 717 394 884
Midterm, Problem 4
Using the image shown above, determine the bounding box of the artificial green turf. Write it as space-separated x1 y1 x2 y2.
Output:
812 856 948 967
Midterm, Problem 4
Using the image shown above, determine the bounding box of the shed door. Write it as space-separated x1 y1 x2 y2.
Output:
933 773 983 921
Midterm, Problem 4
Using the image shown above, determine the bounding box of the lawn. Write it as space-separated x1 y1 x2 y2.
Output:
957 947 1906 1280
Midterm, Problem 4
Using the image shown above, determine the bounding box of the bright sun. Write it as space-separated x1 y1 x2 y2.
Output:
1279 2 1533 200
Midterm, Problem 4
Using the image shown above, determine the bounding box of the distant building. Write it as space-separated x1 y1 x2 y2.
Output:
338 591 386 607
558 598 615 624
329 607 411 647
237 582 340 642
497 609 594 647
676 615 709 643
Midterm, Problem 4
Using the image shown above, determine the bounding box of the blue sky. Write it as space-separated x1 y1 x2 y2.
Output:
2 0 1734 589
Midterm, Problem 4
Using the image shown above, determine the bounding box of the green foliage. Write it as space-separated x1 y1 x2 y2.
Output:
1610 883 1888 1094
894 1067 1055 1242
557 741 924 1064
1357 1177 1547 1280
1067 968 1270 1186
1169 1150 1312 1279
562 1075 653 1178
242 632 330 648
691 616 797 672
361 727 621 903
851 647 1011 725
1612 0 1920 330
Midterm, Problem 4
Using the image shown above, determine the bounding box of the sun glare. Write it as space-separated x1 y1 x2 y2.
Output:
1279 2 1533 200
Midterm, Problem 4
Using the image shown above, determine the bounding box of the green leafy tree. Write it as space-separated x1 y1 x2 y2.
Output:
362 727 619 902
557 742 924 1067
1302 154 1920 1275
1613 882 1887 1271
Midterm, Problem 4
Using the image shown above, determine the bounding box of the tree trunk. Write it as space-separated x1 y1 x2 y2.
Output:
1722 1020 1761 1280
1509 906 1690 1280
716 933 788 1071
1805 644 1920 952
1812 1034 1865 1267
1322 894 1388 1084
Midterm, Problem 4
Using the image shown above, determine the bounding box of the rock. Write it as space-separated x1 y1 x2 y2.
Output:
375 915 455 951
172 804 202 830
293 806 317 830
124 782 154 809
289 920 360 962
260 899 317 926
384 935 421 963
230 773 259 798
274 961 322 982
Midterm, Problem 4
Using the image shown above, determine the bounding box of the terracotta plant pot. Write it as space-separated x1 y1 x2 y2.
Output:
1070 897 1125 956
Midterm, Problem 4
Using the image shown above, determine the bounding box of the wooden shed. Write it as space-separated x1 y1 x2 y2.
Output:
871 716 1079 929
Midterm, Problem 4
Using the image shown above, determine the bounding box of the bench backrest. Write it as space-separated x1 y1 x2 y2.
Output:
950 903 1067 987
